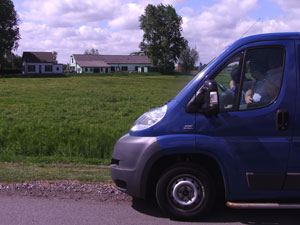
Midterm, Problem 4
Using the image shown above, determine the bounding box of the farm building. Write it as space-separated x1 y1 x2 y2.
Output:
69 54 153 73
22 52 63 74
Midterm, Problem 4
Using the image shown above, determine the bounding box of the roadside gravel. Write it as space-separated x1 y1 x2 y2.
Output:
0 181 132 202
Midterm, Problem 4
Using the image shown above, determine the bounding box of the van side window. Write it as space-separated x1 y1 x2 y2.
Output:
214 53 243 111
239 48 284 110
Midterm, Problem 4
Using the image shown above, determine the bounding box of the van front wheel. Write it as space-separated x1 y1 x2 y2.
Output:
156 165 216 220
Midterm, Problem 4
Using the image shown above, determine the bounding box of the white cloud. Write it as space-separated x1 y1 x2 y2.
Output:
139 0 188 6
108 3 143 30
21 0 123 27
275 0 300 13
76 26 109 41
20 0 188 29
161 0 188 5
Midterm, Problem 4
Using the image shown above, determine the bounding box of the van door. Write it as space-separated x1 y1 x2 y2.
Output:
286 41 300 190
195 41 297 199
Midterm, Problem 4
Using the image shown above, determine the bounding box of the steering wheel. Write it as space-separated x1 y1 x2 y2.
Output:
216 82 227 92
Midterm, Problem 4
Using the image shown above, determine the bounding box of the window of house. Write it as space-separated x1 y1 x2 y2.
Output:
45 65 52 72
28 65 35 72
121 66 128 71
56 66 60 71
135 66 139 71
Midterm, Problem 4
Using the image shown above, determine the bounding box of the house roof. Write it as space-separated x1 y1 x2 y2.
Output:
23 52 55 63
72 54 151 65
78 60 109 67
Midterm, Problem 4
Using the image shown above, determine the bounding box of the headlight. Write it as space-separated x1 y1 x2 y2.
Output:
131 105 167 131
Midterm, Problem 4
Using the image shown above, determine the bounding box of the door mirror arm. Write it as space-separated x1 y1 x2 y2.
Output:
186 80 219 115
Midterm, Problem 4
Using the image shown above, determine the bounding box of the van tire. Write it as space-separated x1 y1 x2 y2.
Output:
156 164 216 220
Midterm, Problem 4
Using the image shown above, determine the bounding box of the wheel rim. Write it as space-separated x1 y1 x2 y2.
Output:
169 175 205 209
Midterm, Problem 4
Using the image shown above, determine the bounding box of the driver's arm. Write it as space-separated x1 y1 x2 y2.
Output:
245 89 253 103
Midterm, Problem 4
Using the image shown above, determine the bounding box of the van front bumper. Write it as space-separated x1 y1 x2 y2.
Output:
110 134 161 199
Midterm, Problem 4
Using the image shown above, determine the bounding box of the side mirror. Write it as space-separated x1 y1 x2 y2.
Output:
186 80 219 115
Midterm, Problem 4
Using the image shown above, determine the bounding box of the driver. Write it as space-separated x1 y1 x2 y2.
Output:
244 60 280 105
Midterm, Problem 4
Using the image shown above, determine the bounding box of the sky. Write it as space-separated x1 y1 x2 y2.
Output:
11 0 300 64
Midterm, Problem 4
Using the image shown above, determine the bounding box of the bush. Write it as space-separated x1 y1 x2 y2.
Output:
0 68 22 75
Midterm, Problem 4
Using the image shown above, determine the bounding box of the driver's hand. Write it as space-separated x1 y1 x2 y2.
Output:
245 96 253 104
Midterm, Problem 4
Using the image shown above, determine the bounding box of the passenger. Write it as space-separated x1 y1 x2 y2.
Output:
229 68 240 91
229 68 246 104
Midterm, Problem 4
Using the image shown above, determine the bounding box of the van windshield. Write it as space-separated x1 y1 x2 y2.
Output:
174 56 218 101
173 44 232 105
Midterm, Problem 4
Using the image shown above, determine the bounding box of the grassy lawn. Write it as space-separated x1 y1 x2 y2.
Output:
0 73 193 165
0 162 111 183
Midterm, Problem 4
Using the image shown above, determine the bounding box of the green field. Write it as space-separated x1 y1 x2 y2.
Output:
0 73 192 164
0 162 111 183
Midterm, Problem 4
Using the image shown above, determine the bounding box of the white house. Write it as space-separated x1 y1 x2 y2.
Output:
69 54 153 73
22 52 63 74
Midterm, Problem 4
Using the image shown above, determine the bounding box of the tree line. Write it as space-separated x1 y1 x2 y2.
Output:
1 1 200 74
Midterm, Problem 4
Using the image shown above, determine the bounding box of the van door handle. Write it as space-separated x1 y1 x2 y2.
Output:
276 109 289 131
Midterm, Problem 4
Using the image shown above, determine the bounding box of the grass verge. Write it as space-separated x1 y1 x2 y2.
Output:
0 162 111 183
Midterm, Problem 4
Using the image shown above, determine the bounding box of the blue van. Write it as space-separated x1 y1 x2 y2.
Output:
111 33 300 219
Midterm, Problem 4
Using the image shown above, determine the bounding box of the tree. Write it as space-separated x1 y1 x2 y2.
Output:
178 46 199 74
12 54 22 68
0 0 20 69
139 4 187 74
84 48 99 55
2 52 22 68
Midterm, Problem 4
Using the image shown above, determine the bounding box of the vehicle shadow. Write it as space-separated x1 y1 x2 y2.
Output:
131 199 300 224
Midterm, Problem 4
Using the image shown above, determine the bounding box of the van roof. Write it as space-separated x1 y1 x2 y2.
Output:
231 32 300 49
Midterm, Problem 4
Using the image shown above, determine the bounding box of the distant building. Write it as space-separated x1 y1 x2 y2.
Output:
175 65 182 71
199 62 203 71
22 52 63 74
69 54 153 73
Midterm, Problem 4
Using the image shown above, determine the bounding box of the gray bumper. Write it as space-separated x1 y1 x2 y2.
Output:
110 134 161 199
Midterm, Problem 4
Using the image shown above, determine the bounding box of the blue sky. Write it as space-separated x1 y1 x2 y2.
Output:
11 0 300 64
247 0 282 19
175 0 282 19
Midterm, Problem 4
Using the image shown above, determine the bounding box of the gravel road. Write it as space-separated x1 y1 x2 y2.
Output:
0 181 131 202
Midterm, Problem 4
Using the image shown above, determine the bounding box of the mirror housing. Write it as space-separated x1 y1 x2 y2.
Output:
186 80 219 115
